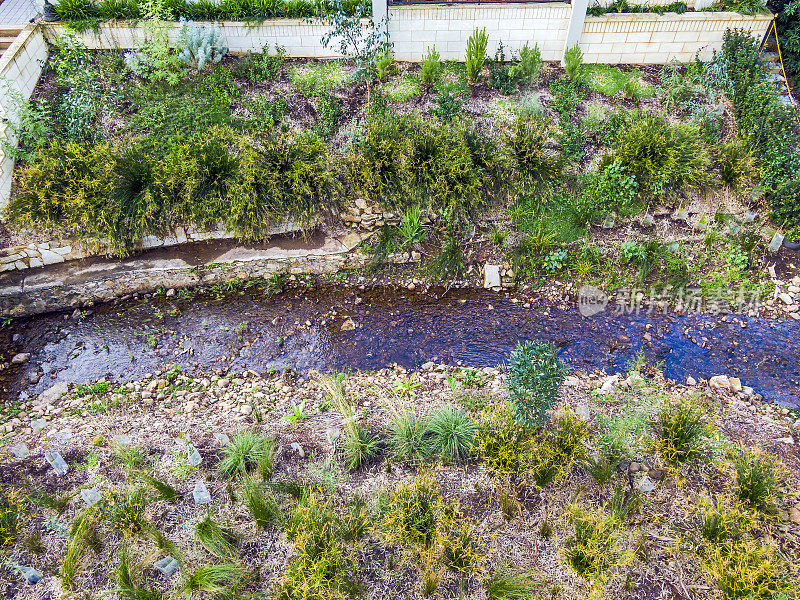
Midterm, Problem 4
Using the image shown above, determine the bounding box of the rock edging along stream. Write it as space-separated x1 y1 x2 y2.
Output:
0 231 423 317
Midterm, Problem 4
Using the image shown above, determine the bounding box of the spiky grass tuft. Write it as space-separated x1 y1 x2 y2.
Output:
195 512 239 559
217 431 276 479
137 471 180 503
387 406 430 462
241 476 282 529
426 405 476 463
485 567 547 600
115 545 161 600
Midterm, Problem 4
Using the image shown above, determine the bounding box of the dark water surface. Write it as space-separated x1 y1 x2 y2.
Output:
1 285 798 407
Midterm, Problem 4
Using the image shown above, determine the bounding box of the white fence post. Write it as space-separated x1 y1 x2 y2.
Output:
563 0 589 65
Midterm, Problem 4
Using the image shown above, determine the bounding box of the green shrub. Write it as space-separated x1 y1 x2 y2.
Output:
505 116 562 194
733 447 784 513
607 110 710 200
420 46 442 84
433 79 465 122
232 43 286 83
425 405 476 463
217 431 276 479
465 27 488 83
769 176 800 230
506 340 567 427
397 206 429 248
701 540 796 600
580 160 639 221
563 44 586 84
652 399 711 468
510 42 542 84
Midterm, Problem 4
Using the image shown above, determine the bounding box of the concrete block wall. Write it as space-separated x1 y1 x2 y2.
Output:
0 24 47 210
580 11 773 63
387 3 572 61
43 20 358 56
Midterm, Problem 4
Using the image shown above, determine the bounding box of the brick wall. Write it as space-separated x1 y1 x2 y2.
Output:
388 3 573 61
0 24 48 211
580 11 773 63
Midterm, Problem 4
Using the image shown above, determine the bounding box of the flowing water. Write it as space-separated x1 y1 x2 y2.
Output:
1 285 799 407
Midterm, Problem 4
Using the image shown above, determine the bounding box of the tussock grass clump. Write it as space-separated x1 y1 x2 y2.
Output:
425 405 476 463
388 406 430 462
103 487 149 535
61 509 101 587
732 446 784 514
195 512 239 559
137 471 180 503
0 488 25 546
563 504 619 580
217 431 276 479
114 445 151 472
240 476 281 529
690 493 756 546
32 488 76 513
380 475 443 550
485 567 547 600
524 412 588 489
178 563 247 598
652 398 712 468
114 545 161 600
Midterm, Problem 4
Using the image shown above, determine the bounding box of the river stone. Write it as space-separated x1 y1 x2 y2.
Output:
31 419 47 433
340 318 356 331
39 381 69 405
483 264 501 289
778 293 793 305
599 375 619 395
686 376 697 386
709 375 732 391
154 556 180 576
45 452 68 475
11 353 30 364
728 377 742 393
192 480 211 505
768 232 785 252
624 372 646 387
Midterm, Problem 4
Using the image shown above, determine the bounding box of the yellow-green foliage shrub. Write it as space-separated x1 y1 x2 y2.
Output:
475 401 533 478
524 412 588 489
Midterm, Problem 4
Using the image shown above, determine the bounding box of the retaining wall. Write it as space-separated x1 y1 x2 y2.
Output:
0 24 47 207
580 11 774 63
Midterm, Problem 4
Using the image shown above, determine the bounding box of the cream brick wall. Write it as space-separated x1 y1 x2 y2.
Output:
0 24 48 211
580 12 773 63
43 21 354 57
388 3 572 61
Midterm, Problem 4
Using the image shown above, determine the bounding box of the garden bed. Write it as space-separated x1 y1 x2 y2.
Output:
2 28 799 304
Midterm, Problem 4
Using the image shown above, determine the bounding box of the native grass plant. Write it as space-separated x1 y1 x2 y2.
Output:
605 110 711 200
485 567 547 600
651 398 713 468
178 562 247 599
506 341 567 427
217 430 275 479
387 404 430 462
686 492 757 548
177 19 229 70
700 540 798 600
114 544 161 600
380 475 443 550
397 206 429 249
195 512 239 559
524 412 588 489
0 485 24 547
465 27 488 83
241 475 282 528
425 405 476 463
563 503 620 583
420 46 443 84
732 446 785 514
103 487 150 535
136 471 181 503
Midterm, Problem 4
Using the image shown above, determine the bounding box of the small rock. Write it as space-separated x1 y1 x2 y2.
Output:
599 375 619 395
709 375 732 392
11 443 29 458
340 318 356 331
728 377 743 393
686 376 697 386
649 468 664 480
624 371 646 387
166 288 176 297
113 434 132 446
629 462 641 473
483 264 501 289
789 507 800 525
776 437 795 445
11 353 30 364
778 293 794 305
